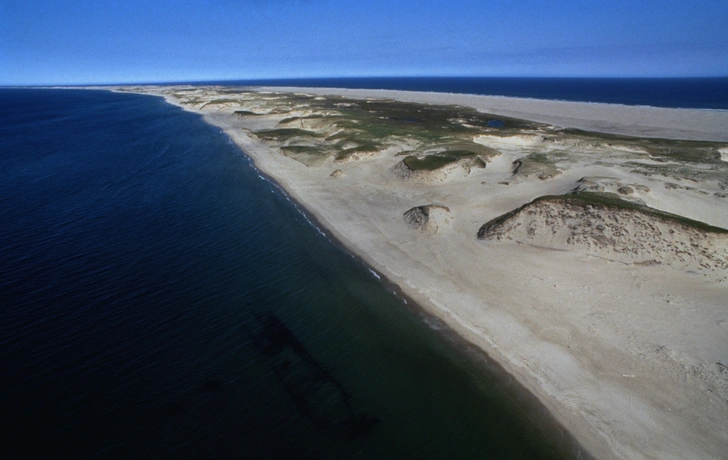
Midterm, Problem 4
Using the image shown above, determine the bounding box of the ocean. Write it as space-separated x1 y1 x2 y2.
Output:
0 88 577 458
196 76 728 110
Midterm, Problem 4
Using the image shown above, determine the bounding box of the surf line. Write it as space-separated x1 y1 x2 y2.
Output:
224 138 590 460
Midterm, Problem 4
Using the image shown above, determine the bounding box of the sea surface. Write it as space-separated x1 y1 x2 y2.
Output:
196 76 728 110
0 88 576 458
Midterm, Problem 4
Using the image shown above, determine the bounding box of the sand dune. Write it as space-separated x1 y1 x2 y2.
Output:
478 195 728 275
403 205 452 234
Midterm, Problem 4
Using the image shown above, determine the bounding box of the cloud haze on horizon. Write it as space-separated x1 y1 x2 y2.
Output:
1 0 727 85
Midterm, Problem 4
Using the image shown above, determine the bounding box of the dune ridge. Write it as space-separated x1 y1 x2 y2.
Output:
478 194 728 275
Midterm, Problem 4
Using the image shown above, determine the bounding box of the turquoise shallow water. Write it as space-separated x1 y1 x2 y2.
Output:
1 88 580 458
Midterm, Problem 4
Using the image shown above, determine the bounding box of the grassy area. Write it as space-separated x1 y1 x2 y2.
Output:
403 150 485 171
512 153 561 179
268 97 545 145
216 91 727 181
280 146 322 154
206 98 240 104
442 149 483 158
233 92 551 164
328 100 542 142
443 143 501 159
255 128 324 141
335 142 385 161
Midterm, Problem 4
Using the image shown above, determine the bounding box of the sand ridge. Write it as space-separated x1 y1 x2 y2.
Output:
111 85 728 460
478 196 728 275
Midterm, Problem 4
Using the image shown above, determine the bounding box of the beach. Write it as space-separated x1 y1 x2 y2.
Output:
119 85 728 459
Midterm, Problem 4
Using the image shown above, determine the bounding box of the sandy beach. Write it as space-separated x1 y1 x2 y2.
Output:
117 85 728 459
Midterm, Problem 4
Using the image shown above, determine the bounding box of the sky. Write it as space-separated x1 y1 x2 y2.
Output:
2 0 728 85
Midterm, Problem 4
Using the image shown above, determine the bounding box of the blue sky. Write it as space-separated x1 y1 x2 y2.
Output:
2 0 727 85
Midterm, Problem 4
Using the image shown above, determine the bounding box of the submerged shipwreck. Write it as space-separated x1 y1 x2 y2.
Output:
246 311 380 438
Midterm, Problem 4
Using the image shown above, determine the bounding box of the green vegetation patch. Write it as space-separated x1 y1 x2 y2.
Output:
444 149 486 159
325 130 362 142
278 114 326 125
224 92 727 181
255 128 324 141
335 142 385 161
178 97 203 105
207 98 239 104
311 98 546 144
512 153 561 179
402 146 488 171
280 145 323 155
443 143 501 159
222 91 555 164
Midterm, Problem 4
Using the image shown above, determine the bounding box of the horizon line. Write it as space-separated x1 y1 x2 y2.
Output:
3 74 728 88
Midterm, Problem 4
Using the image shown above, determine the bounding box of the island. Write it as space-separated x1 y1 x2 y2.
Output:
114 85 728 459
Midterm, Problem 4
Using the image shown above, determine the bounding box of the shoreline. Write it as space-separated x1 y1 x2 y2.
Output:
113 86 728 459
251 83 728 111
238 138 590 459
46 79 728 112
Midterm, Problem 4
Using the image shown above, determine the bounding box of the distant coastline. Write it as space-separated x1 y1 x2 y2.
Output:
110 77 728 110
253 85 728 142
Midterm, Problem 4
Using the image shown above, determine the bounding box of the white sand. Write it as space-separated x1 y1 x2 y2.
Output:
119 86 728 459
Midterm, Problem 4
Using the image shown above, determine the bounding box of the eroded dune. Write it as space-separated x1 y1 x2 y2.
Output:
403 205 452 234
478 195 728 276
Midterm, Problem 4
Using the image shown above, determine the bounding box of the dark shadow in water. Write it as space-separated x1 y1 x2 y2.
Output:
245 310 380 439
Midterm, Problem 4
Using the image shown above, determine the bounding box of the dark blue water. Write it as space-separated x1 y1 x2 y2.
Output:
192 77 728 109
0 89 578 458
